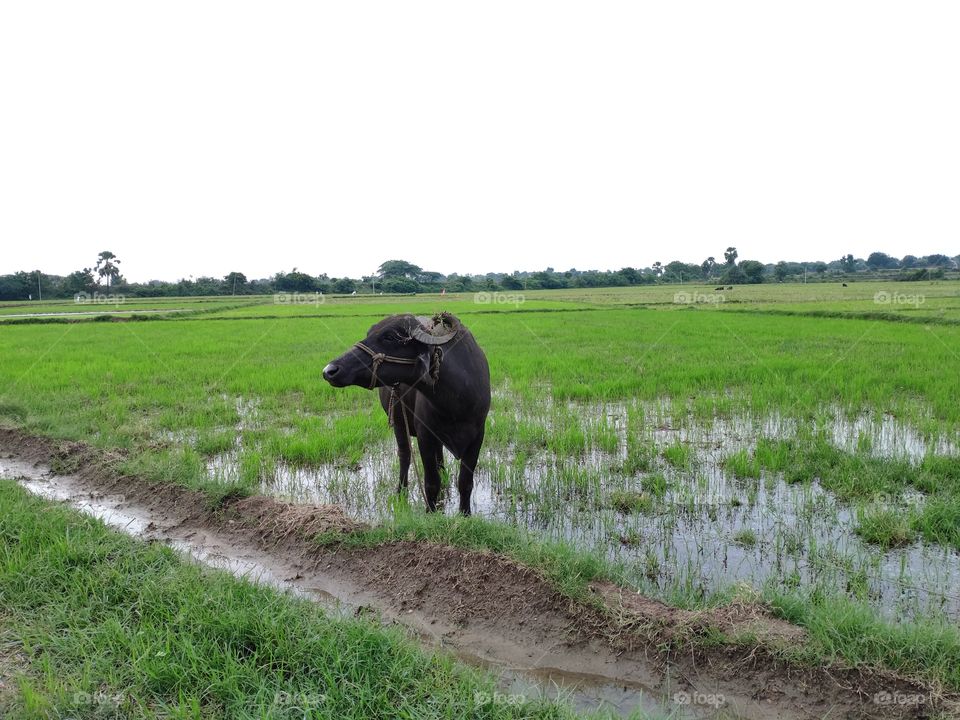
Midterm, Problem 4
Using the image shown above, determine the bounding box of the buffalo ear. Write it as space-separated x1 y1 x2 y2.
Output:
416 348 436 387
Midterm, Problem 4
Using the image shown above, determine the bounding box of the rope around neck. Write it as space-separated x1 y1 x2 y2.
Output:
353 341 418 389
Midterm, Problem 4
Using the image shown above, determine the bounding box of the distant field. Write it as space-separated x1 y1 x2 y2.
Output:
2 281 960 694
203 296 594 319
0 296 256 319
4 280 958 322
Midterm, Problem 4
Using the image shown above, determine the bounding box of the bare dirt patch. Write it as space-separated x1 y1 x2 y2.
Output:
0 427 951 719
590 581 808 647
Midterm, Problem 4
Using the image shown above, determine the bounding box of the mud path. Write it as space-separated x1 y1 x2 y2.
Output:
0 429 949 720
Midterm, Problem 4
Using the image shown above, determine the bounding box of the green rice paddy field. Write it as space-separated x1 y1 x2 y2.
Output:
2 281 960 715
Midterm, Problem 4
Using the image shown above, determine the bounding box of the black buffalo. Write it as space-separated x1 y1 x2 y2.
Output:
322 312 490 515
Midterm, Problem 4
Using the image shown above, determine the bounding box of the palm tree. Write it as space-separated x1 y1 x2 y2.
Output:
94 251 122 287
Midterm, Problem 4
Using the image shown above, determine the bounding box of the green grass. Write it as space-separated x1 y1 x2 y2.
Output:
773 591 960 691
2 283 960 695
660 443 691 469
854 507 916 548
2 298 959 450
608 490 654 515
0 481 585 720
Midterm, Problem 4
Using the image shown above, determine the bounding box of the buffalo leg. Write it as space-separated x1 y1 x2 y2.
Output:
391 399 411 494
457 433 484 516
417 433 443 512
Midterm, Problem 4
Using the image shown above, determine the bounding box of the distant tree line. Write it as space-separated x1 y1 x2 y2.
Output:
1 249 957 301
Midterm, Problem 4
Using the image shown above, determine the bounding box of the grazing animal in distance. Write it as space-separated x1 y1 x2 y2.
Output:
322 312 490 515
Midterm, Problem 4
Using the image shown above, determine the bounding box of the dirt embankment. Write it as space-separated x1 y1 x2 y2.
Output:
0 427 952 720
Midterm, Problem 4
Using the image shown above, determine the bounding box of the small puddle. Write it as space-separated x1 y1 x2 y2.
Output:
1 456 740 719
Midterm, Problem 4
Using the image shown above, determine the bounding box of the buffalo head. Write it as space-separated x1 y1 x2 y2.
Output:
322 313 460 390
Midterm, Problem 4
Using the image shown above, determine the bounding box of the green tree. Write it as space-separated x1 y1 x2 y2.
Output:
0 271 35 300
531 270 565 289
224 272 248 294
275 268 316 292
921 253 953 267
63 268 96 296
501 274 524 290
382 277 419 293
378 260 422 279
866 252 898 270
723 264 746 285
331 277 356 294
418 271 444 288
724 247 738 266
701 256 716 279
739 260 765 284
663 261 702 282
94 251 122 287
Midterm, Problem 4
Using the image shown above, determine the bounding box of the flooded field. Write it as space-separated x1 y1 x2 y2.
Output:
1 455 767 720
205 395 960 624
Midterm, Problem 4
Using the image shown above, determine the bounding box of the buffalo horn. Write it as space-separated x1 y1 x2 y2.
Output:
412 315 457 345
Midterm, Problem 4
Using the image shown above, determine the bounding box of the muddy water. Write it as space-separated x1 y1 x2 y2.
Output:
206 400 960 624
3 457 742 720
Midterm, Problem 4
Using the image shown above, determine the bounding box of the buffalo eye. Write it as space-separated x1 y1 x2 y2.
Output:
383 331 407 344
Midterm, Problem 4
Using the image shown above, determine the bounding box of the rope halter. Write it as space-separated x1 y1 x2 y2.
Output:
353 341 418 389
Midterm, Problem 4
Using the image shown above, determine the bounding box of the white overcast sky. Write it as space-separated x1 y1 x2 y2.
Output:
2 2 958 282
